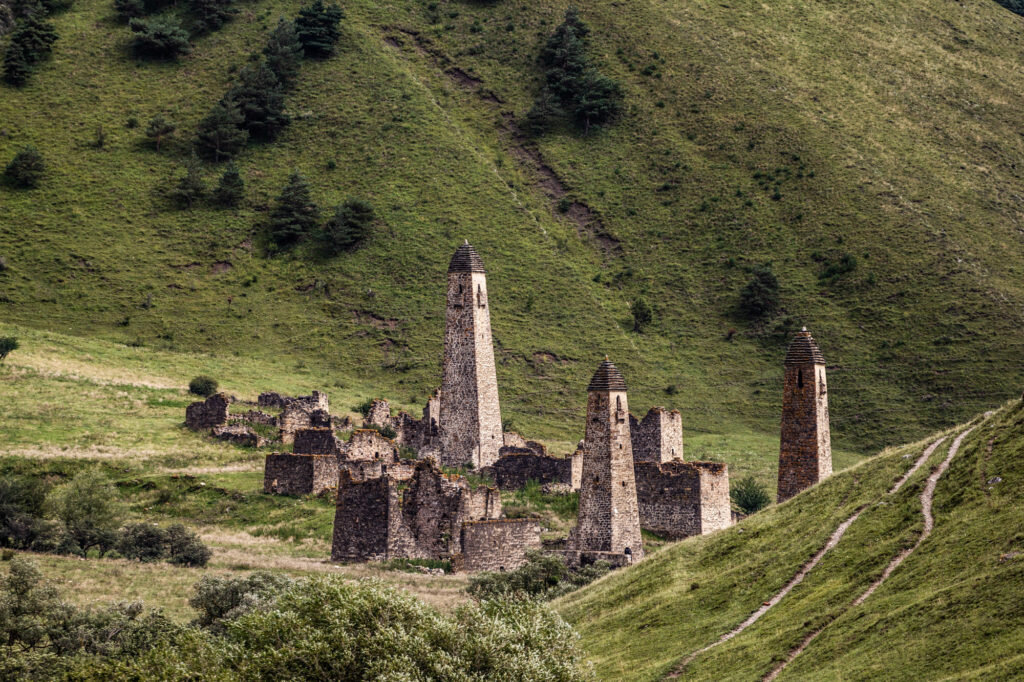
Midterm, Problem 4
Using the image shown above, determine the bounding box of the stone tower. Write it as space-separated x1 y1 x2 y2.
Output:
777 328 832 503
439 241 503 469
573 358 644 560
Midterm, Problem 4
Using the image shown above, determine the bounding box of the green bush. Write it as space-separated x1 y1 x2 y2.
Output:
168 154 206 209
128 17 191 60
0 476 49 549
1 11 58 86
188 0 235 34
819 252 858 282
165 524 211 567
224 59 290 141
212 162 244 207
631 296 653 332
144 114 175 151
3 147 45 188
730 475 772 514
188 571 292 630
46 470 119 555
0 336 18 362
318 198 375 254
739 263 780 319
188 375 218 396
262 18 303 89
118 523 168 562
467 550 612 600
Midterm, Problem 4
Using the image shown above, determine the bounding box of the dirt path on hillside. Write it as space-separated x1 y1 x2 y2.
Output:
763 428 974 681
666 434 949 679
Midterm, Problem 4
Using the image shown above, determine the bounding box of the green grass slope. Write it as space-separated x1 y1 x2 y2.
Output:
1 0 1022 453
557 398 1024 681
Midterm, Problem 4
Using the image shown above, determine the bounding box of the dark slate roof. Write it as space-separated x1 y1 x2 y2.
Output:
588 358 628 392
448 240 486 273
784 329 826 366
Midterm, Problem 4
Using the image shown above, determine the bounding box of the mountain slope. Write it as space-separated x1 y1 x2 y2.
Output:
556 398 1024 680
0 0 1022 452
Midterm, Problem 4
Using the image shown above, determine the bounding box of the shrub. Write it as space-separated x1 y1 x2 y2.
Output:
739 263 780 319
118 523 168 562
262 18 303 89
0 336 18 362
128 17 191 60
2 10 59 86
731 475 771 514
188 571 292 630
0 476 49 549
467 550 612 600
195 100 248 161
188 375 218 396
819 252 858 282
294 0 343 58
114 0 174 21
46 470 118 554
166 524 211 567
631 296 653 332
317 198 374 254
169 154 206 209
268 172 320 248
354 397 374 417
2 39 32 86
212 162 244 207
3 147 45 188
144 114 174 151
188 0 235 34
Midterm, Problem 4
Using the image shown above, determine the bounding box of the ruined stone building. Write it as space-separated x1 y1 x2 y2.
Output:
362 393 441 457
570 358 644 562
439 241 503 470
777 328 832 503
634 460 730 539
630 407 683 463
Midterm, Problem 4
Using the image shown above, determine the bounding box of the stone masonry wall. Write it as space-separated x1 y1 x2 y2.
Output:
185 393 229 431
778 363 832 502
264 453 338 496
698 462 732 533
293 427 341 455
440 268 503 469
331 471 394 561
483 449 573 489
630 408 683 464
634 460 730 539
346 429 399 462
459 519 542 572
574 388 644 559
366 399 391 427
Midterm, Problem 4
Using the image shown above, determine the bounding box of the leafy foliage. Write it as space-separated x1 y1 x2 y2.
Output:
188 375 218 396
3 146 45 188
128 17 191 60
294 0 343 59
212 162 244 207
631 296 653 332
467 550 612 600
195 100 248 161
2 8 59 85
819 252 858 283
0 336 19 362
113 0 173 22
730 474 772 514
118 523 211 566
188 571 292 630
268 172 320 248
739 263 780 319
318 198 375 254
530 7 622 134
0 476 49 548
2 38 32 86
45 469 119 554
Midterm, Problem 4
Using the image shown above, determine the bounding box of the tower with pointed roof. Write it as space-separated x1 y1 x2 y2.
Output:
439 241 503 469
572 358 644 560
777 328 832 502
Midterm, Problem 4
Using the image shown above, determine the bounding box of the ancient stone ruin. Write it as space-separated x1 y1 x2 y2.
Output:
630 407 683 464
777 328 832 503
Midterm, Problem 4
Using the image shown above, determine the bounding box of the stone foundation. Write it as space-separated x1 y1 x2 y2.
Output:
212 424 265 448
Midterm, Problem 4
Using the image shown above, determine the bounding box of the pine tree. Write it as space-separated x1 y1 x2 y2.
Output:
169 154 206 208
631 296 653 332
188 0 235 34
262 18 303 89
2 39 31 86
11 10 59 65
294 0 343 59
318 198 374 254
269 172 320 248
739 264 780 319
145 114 175 151
195 100 248 161
213 162 244 207
128 17 191 60
224 60 290 141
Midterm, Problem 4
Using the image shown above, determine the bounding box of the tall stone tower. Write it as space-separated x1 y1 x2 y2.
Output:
777 328 832 503
573 358 644 560
439 241 503 469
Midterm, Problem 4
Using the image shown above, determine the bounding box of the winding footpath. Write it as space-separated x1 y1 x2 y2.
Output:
763 428 974 681
665 434 950 679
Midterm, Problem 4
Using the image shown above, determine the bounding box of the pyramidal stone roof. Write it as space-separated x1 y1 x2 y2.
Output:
448 240 486 273
784 328 826 366
588 357 628 392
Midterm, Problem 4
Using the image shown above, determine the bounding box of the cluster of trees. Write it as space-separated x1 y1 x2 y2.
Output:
168 155 245 208
1 565 591 680
0 469 210 566
526 7 622 135
196 2 343 161
268 172 376 254
115 0 237 60
467 550 612 600
2 4 59 86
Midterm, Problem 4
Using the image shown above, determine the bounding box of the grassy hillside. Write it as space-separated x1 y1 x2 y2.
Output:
0 0 1021 453
558 398 1024 680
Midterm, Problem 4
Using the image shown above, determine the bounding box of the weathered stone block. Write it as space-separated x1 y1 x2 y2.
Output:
185 393 229 431
264 453 338 496
458 519 542 572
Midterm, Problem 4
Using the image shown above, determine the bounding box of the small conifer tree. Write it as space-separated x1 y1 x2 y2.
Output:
128 17 191 60
10 11 59 64
739 264 780 319
262 18 303 89
195 101 248 161
2 39 31 86
188 0 235 34
213 162 244 207
3 146 45 188
269 172 320 248
224 60 290 141
631 296 653 332
0 337 18 363
145 114 175 151
318 198 374 254
294 0 343 59
169 154 206 208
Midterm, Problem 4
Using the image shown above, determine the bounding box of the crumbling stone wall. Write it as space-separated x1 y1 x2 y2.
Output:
259 390 328 411
331 471 394 561
213 424 265 448
777 330 832 503
366 399 391 427
293 427 341 455
440 243 503 470
634 460 730 539
630 407 683 464
185 393 230 431
264 453 339 496
572 360 644 560
229 410 278 427
483 449 573 489
459 519 542 572
346 429 399 462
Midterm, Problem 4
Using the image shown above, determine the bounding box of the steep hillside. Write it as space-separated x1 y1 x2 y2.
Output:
1 0 1022 452
557 399 1024 680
